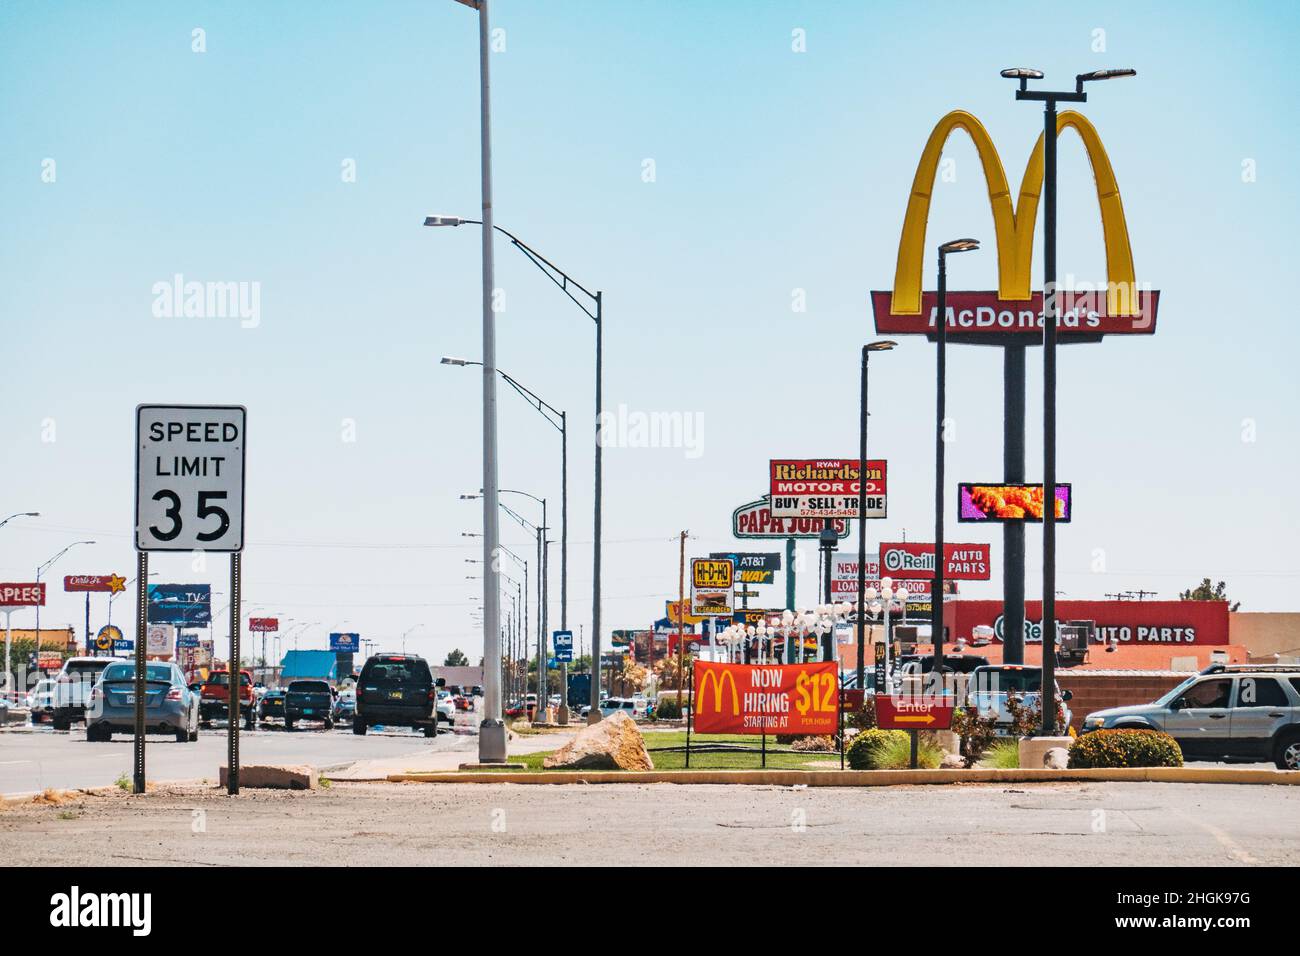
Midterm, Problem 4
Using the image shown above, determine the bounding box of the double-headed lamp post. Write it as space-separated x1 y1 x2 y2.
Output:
1002 66 1134 735
855 340 895 690
35 540 95 657
932 239 980 691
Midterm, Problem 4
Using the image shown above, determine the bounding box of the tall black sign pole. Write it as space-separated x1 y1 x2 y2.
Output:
132 550 148 794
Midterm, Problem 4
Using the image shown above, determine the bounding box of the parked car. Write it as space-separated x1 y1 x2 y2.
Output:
453 693 473 712
52 657 117 729
435 691 456 724
332 688 356 724
964 664 1073 736
200 669 257 729
1082 664 1300 770
284 680 335 730
86 661 199 743
353 654 443 737
504 699 527 718
257 688 287 723
599 697 637 719
471 685 484 697
27 678 57 723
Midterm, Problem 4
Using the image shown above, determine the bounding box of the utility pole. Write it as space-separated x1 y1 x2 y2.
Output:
676 530 687 709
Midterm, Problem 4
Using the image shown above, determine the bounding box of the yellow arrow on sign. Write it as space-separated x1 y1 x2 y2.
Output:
894 714 936 725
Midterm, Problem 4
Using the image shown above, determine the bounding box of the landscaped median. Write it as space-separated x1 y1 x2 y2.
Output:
386 765 1300 787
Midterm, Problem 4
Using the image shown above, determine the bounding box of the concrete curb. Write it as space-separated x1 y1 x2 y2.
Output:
384 766 1300 787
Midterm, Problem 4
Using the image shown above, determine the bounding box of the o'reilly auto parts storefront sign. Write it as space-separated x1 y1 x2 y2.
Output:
952 600 1230 646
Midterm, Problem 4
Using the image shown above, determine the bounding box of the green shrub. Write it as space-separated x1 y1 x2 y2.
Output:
846 728 942 769
983 739 1020 769
846 728 904 769
951 705 999 768
653 696 682 720
1067 729 1183 769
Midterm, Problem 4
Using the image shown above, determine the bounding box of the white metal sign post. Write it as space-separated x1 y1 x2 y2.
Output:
134 405 247 794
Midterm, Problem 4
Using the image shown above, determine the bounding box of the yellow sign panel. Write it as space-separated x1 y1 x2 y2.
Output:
692 559 734 589
892 110 1138 318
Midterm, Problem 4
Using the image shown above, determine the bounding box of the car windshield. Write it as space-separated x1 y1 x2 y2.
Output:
65 660 112 677
1154 675 1199 707
289 681 330 693
206 673 250 686
102 663 173 683
363 660 431 686
972 669 1042 694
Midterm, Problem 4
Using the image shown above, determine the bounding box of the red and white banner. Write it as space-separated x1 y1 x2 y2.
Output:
769 459 887 519
830 556 954 603
870 290 1159 337
879 542 991 581
0 583 46 607
248 617 279 632
692 660 838 735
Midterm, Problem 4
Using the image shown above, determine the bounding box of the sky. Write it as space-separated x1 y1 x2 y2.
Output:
2 0 1298 667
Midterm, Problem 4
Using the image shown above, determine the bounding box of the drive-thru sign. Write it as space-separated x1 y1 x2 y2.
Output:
135 405 247 552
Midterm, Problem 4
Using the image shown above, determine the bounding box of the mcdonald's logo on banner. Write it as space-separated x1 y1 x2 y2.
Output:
872 110 1158 338
692 660 838 736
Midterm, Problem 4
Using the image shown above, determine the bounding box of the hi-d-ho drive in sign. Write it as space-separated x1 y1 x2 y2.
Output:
692 660 838 735
879 542 992 581
136 405 247 552
769 460 887 519
871 110 1158 341
690 558 734 618
958 483 1071 523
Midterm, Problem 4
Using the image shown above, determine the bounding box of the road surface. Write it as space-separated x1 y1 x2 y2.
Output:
1 779 1296 866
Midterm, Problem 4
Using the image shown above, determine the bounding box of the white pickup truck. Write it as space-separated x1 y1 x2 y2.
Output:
51 657 118 730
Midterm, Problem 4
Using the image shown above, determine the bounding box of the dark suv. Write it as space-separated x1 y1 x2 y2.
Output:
284 680 335 731
353 654 443 737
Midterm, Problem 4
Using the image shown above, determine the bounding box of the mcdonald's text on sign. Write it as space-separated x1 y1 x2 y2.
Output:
692 660 838 735
875 694 955 731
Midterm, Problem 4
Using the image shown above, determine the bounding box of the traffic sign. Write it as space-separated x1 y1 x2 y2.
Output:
135 404 247 552
875 694 955 730
552 630 573 663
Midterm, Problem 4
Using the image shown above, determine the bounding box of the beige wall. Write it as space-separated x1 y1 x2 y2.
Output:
1229 613 1300 660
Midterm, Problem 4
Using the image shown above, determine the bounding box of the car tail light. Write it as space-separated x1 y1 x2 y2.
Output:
166 687 183 701
427 689 436 702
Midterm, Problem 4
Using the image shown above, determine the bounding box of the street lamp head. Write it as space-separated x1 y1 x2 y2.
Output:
939 238 980 255
440 356 471 366
424 215 467 227
1000 67 1043 79
1077 68 1136 83
459 494 481 500
866 339 897 352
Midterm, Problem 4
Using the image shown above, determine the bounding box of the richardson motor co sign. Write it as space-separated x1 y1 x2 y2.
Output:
769 459 887 519
879 542 991 580
951 600 1229 646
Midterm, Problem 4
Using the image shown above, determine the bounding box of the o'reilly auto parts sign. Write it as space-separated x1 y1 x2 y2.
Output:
879 542 991 580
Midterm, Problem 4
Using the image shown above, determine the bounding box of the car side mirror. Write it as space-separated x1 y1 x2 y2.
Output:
1169 698 1183 711
435 678 446 688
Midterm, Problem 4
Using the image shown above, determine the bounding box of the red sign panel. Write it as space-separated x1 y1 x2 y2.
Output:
0 583 46 607
879 543 992 581
950 599 1230 646
769 459 887 498
692 661 838 735
870 290 1159 337
63 574 126 594
876 694 955 731
248 617 279 632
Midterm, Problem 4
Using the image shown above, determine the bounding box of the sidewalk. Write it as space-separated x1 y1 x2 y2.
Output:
330 726 578 780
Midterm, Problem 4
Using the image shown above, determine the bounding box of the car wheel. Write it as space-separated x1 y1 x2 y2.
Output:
53 717 70 732
423 724 437 738
1274 731 1300 771
352 721 366 736
324 719 334 731
188 726 199 742
284 720 294 731
175 726 188 743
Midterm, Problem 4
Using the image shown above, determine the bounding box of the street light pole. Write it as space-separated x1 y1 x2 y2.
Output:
856 341 895 690
34 540 94 659
1004 66 1134 736
932 239 979 688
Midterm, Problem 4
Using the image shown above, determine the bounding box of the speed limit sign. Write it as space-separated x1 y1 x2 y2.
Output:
135 405 247 552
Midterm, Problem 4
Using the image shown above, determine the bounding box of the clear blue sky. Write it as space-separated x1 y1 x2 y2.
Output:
2 0 1297 664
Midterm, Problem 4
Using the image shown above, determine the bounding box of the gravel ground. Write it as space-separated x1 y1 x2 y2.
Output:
2 779 1298 866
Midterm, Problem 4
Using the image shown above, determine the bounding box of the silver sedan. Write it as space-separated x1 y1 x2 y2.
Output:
86 661 200 743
